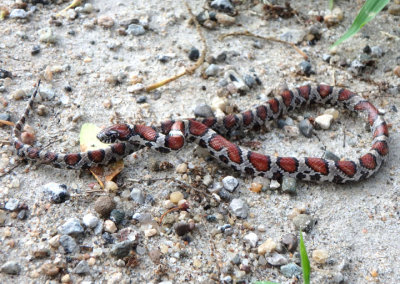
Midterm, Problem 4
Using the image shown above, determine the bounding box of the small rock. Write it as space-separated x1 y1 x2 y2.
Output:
5 198 19 211
312 249 329 264
258 238 277 255
110 209 125 225
249 182 262 193
225 69 249 94
174 222 195 236
215 13 235 26
279 29 306 44
211 0 234 13
218 189 232 201
9 9 28 19
59 235 78 254
170 191 184 204
222 176 239 192
205 64 220 77
280 263 302 278
0 113 11 121
42 182 69 204
267 253 288 266
388 4 400 15
32 248 50 259
73 260 90 274
58 218 84 236
98 15 114 28
94 196 116 218
281 177 297 194
315 114 334 129
105 180 118 192
41 263 59 277
149 248 161 263
292 214 315 232
144 228 157 237
323 151 340 162
1 261 21 275
157 54 172 63
283 125 300 137
370 46 383 58
270 180 281 190
281 233 298 252
324 7 344 27
20 131 35 144
322 54 331 63
243 74 256 88
324 108 339 120
104 220 117 233
130 188 145 204
82 3 94 13
39 28 57 44
0 69 12 79
188 47 200 61
299 61 313 76
12 89 26 100
126 24 145 36
333 272 345 283
244 232 258 247
127 83 145 93
229 198 248 218
194 104 214 118
82 214 99 228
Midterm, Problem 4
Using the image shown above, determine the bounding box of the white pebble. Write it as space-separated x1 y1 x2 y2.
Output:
315 114 334 130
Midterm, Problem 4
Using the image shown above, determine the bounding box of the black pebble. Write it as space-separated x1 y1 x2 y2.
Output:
31 45 41 55
188 47 200 61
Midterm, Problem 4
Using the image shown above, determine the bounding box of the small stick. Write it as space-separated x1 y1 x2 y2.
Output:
219 30 308 60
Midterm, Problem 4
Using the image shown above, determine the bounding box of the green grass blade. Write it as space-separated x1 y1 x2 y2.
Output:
331 0 389 48
299 231 310 284
329 0 334 10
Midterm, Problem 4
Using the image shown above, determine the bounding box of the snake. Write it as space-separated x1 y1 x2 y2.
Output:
13 81 389 183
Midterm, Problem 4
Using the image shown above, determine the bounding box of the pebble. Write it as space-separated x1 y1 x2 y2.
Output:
98 16 114 28
59 235 78 254
104 180 118 192
170 191 184 204
48 235 60 248
94 196 116 218
324 108 339 120
249 182 262 193
1 261 21 275
312 249 329 264
82 214 99 228
280 263 302 278
388 4 400 15
5 198 19 211
211 0 234 13
174 222 194 236
17 210 28 220
257 238 277 255
20 131 35 144
39 28 57 44
292 214 315 232
315 114 333 129
218 189 232 201
58 218 84 236
0 112 11 121
126 24 146 36
281 233 298 252
322 54 331 63
281 177 297 194
215 13 235 26
104 220 118 233
267 253 288 266
323 151 340 162
222 176 239 192
9 9 28 19
82 3 94 13
42 182 69 204
12 89 26 100
299 61 313 76
157 55 172 63
244 232 259 247
243 74 256 88
324 7 344 27
110 209 125 224
225 69 249 94
205 64 220 77
130 188 145 204
394 66 400 77
73 260 90 274
188 47 200 61
370 46 383 58
269 180 281 190
279 29 306 44
41 263 59 276
144 228 157 237
252 177 270 192
283 125 300 137
229 198 248 218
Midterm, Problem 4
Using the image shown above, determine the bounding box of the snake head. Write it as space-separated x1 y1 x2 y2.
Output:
97 124 132 143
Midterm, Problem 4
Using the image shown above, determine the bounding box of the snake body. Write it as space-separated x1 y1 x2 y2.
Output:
14 82 389 183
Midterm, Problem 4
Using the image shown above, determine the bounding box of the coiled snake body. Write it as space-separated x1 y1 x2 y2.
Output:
13 82 389 183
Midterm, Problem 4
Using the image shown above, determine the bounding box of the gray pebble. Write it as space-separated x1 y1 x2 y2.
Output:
222 176 239 192
267 253 288 266
323 150 340 162
0 69 12 79
280 262 302 278
126 24 146 36
10 9 28 19
217 78 228 87
333 272 345 283
218 188 232 201
211 0 234 13
58 218 84 236
229 198 248 218
322 54 331 63
136 95 147 104
94 196 116 218
42 182 69 204
299 61 313 76
194 103 214 118
39 28 57 44
31 45 41 55
221 275 233 284
110 240 135 259
130 188 145 204
292 214 316 232
59 235 78 254
157 55 171 63
174 222 194 236
231 254 241 265
216 51 227 62
281 177 297 194
371 46 383 58
279 29 306 44
281 233 298 252
1 261 21 275
188 47 200 61
244 74 256 88
298 119 313 138
5 198 19 211
82 214 99 228
136 245 146 255
39 87 56 100
110 209 125 225
73 260 90 274
205 64 220 77
17 210 28 220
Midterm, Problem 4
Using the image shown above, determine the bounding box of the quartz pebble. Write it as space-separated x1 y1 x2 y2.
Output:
280 263 302 278
144 228 157 237
222 176 239 192
1 261 21 275
176 163 188 173
229 198 248 218
315 114 333 130
110 240 135 258
5 198 19 211
104 220 118 233
267 253 288 266
126 24 146 36
293 214 315 232
244 232 259 247
258 238 277 255
269 180 281 190
312 249 329 264
59 235 78 254
82 214 99 228
39 28 57 44
205 64 220 77
98 16 114 28
170 191 184 204
10 9 28 19
131 188 145 204
58 218 84 236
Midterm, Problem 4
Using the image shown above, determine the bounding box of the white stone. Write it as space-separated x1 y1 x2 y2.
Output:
315 114 334 130
244 232 259 247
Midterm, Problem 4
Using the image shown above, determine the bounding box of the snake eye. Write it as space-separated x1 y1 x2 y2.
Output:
97 130 118 143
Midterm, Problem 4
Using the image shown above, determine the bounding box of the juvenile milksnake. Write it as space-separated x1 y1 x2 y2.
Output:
13 81 389 183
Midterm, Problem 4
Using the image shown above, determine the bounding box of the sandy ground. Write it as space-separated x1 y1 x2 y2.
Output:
0 0 399 283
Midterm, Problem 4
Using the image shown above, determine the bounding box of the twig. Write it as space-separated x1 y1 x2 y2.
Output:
56 0 82 17
144 1 207 92
0 120 15 127
219 30 308 60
